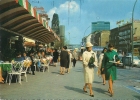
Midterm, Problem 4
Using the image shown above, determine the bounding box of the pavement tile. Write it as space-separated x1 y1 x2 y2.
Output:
0 61 140 100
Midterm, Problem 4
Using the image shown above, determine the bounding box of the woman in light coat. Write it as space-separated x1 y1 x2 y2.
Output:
82 42 98 97
98 47 107 85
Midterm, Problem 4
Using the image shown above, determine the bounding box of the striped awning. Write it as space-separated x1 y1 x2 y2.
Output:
0 0 60 43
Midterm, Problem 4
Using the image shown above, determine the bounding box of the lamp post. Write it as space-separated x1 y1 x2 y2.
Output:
69 32 70 45
131 0 137 67
118 36 128 55
82 25 91 45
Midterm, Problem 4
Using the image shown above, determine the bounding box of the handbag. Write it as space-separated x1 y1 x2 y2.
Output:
88 53 95 68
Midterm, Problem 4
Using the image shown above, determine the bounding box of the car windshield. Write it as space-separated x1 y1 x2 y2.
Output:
133 56 139 60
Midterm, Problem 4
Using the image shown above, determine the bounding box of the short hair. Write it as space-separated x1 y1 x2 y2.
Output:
86 47 89 51
63 46 67 50
102 47 107 53
108 43 114 48
16 52 21 56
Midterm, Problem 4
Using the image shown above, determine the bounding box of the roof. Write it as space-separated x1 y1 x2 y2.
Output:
0 0 60 43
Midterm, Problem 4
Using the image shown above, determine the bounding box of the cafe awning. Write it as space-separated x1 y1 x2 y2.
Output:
0 0 60 43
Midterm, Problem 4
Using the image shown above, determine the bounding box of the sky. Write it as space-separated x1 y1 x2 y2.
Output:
29 0 140 44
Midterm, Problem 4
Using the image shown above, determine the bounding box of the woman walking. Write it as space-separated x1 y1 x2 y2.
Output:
98 47 107 85
102 44 120 97
60 46 69 75
65 49 72 73
82 42 98 97
53 49 59 67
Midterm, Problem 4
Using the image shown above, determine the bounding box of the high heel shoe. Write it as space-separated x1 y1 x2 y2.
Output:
110 93 113 97
90 93 94 97
108 89 111 93
83 88 87 93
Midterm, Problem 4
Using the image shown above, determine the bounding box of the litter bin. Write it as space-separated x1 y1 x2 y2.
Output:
122 56 131 66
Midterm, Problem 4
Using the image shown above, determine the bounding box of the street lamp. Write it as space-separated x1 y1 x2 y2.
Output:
131 0 137 67
82 25 91 45
68 32 70 45
118 36 128 54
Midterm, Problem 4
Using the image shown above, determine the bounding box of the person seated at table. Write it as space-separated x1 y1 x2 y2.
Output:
23 52 31 60
15 52 24 61
40 51 47 71
41 51 46 59
35 51 42 71
23 52 32 74
35 51 42 59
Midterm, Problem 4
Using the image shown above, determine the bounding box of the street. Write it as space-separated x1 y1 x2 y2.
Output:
0 61 140 100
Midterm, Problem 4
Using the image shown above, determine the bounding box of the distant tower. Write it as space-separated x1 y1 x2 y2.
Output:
59 25 65 38
51 13 59 35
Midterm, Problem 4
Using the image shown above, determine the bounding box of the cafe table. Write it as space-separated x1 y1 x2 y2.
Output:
0 63 12 83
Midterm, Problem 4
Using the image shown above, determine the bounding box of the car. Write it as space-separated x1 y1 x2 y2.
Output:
126 56 140 67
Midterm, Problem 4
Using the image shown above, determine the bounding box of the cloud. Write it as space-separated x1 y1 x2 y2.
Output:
59 1 79 14
48 1 79 21
47 7 57 22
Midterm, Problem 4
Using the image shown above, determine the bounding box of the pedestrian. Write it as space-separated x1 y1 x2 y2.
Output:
101 43 120 97
98 47 107 85
29 52 35 75
82 42 98 97
72 48 78 67
53 49 59 67
60 46 69 75
65 49 72 73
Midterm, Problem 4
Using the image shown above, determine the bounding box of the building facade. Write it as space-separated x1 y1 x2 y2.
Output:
82 34 92 46
91 31 110 47
91 21 110 33
109 21 140 55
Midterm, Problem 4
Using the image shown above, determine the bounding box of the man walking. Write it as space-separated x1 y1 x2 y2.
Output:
72 49 78 67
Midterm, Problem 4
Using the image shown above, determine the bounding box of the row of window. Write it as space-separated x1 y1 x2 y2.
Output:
119 30 131 36
118 35 130 40
112 40 131 45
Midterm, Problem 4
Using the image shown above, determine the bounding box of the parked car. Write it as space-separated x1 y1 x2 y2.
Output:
126 56 140 67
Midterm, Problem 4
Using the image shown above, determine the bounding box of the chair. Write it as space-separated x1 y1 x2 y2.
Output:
6 61 24 85
21 60 31 82
41 59 50 73
33 58 38 71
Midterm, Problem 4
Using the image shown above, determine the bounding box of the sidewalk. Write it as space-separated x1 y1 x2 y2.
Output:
0 61 140 100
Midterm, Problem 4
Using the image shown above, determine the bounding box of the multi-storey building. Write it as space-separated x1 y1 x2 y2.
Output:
91 31 110 47
82 34 92 46
109 21 140 54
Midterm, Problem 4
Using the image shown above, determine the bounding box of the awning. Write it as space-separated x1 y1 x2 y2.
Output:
0 0 60 43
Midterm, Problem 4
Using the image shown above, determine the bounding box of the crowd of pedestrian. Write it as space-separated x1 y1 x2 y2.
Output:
5 42 121 98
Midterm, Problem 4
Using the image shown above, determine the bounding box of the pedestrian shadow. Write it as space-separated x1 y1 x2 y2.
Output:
133 95 140 99
51 72 60 74
93 87 110 96
64 86 84 94
75 70 83 72
93 81 102 84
